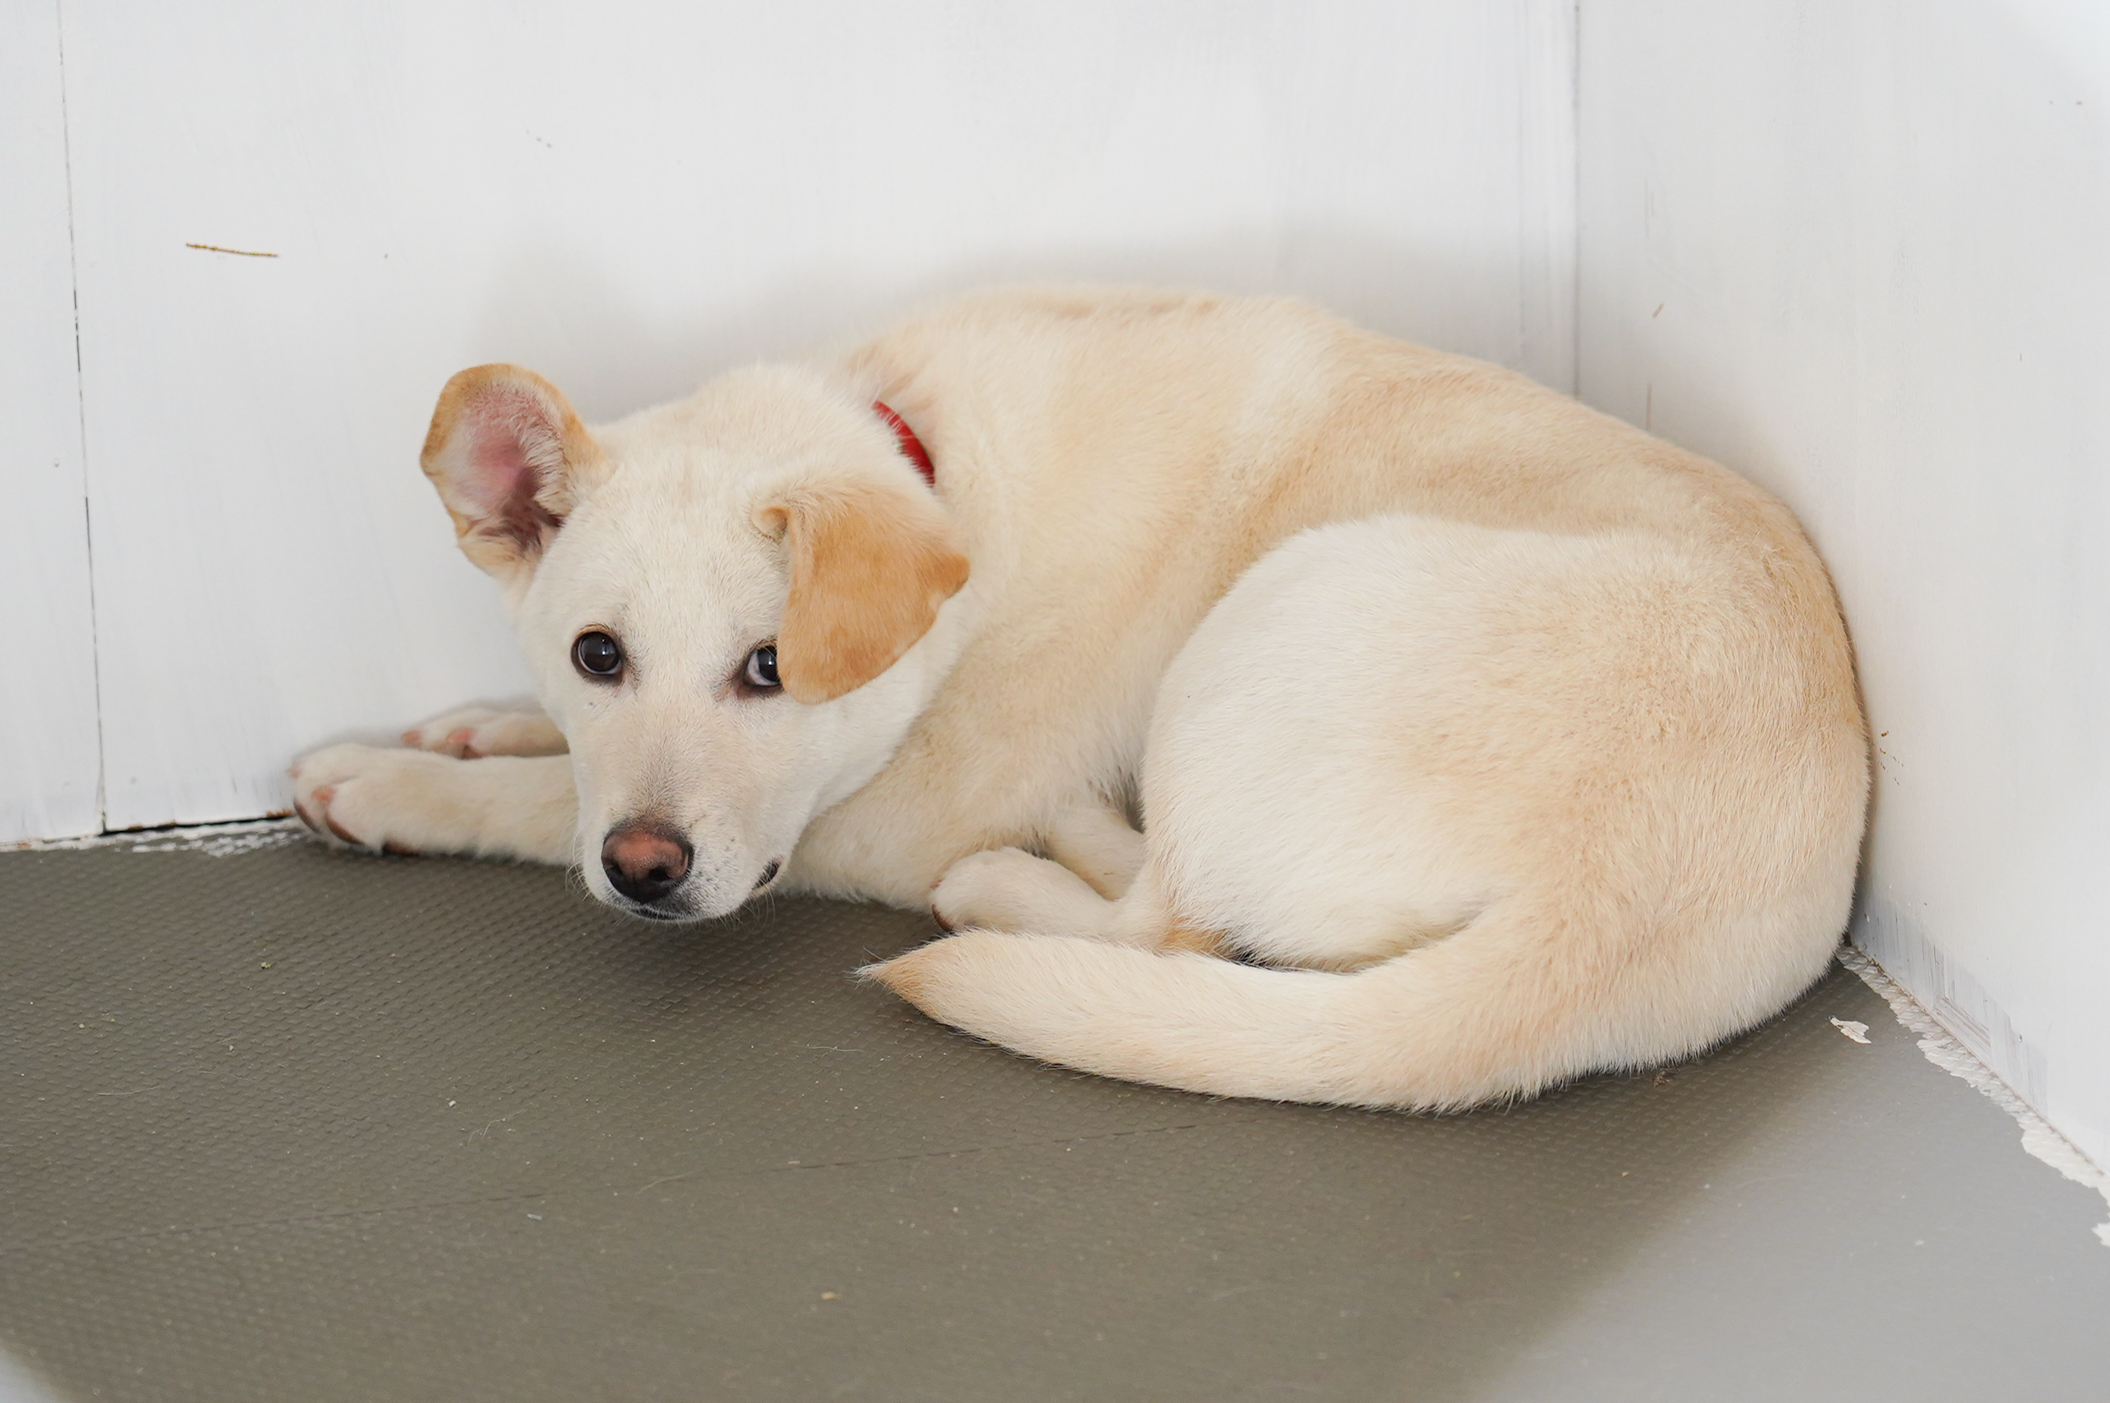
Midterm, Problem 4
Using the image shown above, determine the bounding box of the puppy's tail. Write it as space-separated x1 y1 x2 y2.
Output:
864 899 1813 1110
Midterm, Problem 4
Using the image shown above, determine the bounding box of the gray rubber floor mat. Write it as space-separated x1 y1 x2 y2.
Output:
2 840 2107 1403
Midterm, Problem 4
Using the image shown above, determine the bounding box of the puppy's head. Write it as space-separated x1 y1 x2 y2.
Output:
422 362 968 920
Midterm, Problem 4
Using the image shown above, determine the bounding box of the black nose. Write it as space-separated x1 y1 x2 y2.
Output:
600 823 693 905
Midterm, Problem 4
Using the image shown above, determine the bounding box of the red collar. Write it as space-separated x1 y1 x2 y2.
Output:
873 401 936 487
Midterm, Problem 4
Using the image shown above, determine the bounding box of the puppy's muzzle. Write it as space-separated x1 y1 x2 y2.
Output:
600 822 693 906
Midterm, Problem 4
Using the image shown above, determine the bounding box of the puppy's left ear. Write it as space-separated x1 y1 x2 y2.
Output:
420 363 607 584
759 479 969 703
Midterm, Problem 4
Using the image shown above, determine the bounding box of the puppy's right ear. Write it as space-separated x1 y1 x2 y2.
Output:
420 364 606 582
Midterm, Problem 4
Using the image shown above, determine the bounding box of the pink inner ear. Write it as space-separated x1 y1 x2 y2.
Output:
458 390 543 517
446 384 567 555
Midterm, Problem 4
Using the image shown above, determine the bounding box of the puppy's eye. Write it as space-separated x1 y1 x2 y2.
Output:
743 643 780 691
572 630 624 681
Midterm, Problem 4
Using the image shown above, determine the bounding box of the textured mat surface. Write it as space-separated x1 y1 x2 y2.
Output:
2 840 2107 1403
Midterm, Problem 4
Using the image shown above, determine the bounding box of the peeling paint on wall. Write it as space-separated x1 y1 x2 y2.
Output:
1853 894 2052 1125
12 817 305 858
1841 946 2110 1248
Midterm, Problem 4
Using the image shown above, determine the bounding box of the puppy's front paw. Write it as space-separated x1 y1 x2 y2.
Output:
401 705 566 758
288 743 460 856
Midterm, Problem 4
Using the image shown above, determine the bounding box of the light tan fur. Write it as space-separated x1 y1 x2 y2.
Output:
1157 917 1229 959
290 287 1868 1110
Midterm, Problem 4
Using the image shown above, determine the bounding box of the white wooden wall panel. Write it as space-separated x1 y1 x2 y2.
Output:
0 1 102 844
59 0 1577 831
1579 0 2110 1168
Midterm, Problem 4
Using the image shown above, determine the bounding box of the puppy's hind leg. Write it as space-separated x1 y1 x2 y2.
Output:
932 802 1146 937
1043 802 1145 899
931 847 1216 956
932 848 1120 940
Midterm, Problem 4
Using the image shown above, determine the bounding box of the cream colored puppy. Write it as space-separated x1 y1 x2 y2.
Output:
290 288 1867 1110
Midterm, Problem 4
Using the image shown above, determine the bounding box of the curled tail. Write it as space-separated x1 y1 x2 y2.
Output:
865 901 1830 1110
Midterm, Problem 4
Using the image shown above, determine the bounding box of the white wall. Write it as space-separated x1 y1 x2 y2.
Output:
0 0 102 843
1579 0 2110 1168
17 0 1575 839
